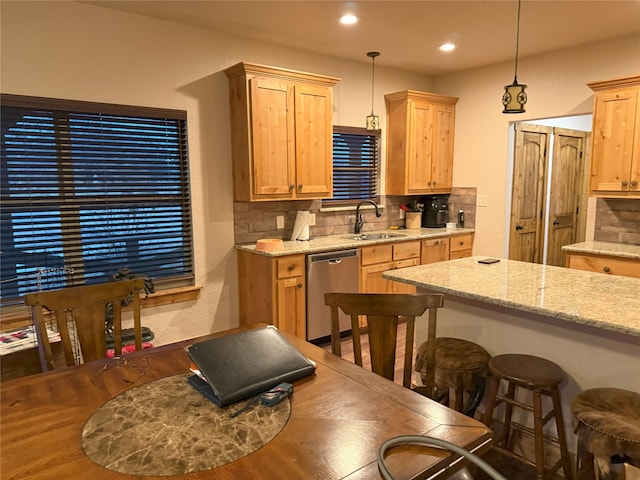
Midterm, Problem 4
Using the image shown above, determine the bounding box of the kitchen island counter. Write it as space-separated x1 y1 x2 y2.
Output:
383 256 640 453
383 256 640 337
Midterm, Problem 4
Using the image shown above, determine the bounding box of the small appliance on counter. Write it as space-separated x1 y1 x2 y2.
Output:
422 194 450 228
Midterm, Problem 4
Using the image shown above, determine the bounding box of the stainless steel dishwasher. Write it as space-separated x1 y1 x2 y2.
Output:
306 249 359 343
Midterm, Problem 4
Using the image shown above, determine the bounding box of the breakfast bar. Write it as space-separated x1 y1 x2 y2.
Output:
383 256 640 452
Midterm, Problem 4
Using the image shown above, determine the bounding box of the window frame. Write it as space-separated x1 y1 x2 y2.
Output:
324 125 381 207
0 94 194 306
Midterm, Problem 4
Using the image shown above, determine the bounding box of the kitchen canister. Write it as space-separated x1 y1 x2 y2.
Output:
405 212 421 229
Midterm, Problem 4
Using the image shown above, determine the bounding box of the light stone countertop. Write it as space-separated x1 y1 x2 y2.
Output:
561 241 640 260
235 227 475 257
383 256 640 337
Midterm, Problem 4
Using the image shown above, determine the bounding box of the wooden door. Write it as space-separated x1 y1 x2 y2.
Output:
590 88 638 194
430 104 455 193
294 83 333 198
407 100 433 192
509 124 550 263
545 128 589 266
250 78 295 198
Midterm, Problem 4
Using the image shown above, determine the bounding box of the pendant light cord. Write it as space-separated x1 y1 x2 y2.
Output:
513 0 522 79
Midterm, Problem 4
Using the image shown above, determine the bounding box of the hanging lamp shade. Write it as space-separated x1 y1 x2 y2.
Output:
502 0 527 114
366 51 380 130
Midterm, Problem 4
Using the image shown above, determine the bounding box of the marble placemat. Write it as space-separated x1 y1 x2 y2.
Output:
81 373 291 476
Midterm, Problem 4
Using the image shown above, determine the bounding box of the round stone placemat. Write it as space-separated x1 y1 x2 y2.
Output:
81 373 291 476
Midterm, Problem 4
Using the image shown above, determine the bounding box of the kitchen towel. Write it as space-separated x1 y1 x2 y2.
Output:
290 210 311 241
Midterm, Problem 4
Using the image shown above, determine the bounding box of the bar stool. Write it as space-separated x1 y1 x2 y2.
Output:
482 353 573 480
414 337 491 417
571 387 640 479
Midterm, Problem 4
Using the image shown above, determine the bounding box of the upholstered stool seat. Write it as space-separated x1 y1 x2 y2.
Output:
571 387 640 479
415 337 490 416
482 353 573 480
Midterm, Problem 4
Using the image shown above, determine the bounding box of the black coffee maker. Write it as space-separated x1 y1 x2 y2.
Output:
422 194 450 228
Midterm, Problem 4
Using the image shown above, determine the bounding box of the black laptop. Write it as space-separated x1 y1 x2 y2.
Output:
186 326 316 407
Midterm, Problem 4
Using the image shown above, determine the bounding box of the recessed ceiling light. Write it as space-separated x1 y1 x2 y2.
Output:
339 14 358 25
439 43 456 52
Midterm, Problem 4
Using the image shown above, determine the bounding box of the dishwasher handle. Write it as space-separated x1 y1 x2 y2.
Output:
307 249 359 264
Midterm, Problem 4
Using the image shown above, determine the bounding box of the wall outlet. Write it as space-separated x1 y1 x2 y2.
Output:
276 215 285 229
477 195 488 207
308 213 316 226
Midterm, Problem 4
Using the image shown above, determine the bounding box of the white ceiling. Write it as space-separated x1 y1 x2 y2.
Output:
83 0 640 75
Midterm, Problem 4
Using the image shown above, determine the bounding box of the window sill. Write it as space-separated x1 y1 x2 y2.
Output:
0 285 202 331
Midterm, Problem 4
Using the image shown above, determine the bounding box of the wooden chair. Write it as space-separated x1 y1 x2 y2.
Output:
324 292 444 392
24 278 146 371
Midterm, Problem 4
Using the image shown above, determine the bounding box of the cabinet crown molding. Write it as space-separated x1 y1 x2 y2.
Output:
587 74 640 92
224 62 340 86
384 89 459 106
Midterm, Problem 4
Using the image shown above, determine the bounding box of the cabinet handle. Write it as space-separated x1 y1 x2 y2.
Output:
298 184 303 190
631 180 638 189
622 180 629 188
289 184 295 191
288 265 295 271
297 283 303 289
603 266 611 273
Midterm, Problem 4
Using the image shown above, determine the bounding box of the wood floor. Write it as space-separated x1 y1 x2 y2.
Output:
319 324 565 480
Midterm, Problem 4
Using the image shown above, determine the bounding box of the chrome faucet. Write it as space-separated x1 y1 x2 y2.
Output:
354 200 382 234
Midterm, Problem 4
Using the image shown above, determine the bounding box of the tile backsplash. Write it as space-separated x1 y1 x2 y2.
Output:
593 198 640 245
234 187 477 245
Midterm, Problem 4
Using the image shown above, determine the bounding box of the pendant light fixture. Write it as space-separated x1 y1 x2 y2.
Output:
502 0 527 114
366 51 380 130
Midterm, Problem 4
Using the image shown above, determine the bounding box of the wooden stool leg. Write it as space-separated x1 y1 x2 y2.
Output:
576 431 596 480
502 382 516 449
482 376 500 427
532 390 545 480
453 386 464 412
551 387 574 480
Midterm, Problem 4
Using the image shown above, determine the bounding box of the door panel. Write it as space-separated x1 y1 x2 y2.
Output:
546 128 588 266
509 124 550 263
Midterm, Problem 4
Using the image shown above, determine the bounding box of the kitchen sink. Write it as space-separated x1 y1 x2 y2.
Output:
343 232 407 241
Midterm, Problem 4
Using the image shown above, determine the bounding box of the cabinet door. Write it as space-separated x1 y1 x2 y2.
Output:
390 258 419 293
250 78 295 198
430 104 455 193
360 261 393 294
421 238 450 264
407 101 434 193
276 276 306 339
590 88 638 194
294 84 333 198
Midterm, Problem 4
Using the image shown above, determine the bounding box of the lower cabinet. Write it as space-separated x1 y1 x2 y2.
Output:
359 241 421 294
421 233 474 264
566 253 640 279
237 250 306 339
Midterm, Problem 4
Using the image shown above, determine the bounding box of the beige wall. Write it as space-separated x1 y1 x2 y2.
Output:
2 1 639 343
434 33 640 256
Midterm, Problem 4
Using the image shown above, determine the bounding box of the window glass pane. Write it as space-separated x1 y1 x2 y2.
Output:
326 127 380 204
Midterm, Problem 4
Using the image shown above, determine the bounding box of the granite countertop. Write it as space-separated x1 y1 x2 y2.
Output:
235 227 475 257
561 241 640 260
383 256 640 337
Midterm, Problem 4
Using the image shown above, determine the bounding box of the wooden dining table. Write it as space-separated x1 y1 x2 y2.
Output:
1 324 492 479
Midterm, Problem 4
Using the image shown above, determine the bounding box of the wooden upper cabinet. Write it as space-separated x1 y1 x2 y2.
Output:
385 90 458 195
225 62 340 201
588 75 640 198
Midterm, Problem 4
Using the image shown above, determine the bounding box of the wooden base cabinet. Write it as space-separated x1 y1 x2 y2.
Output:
588 75 640 198
385 90 458 195
421 233 474 264
359 242 421 295
225 63 340 202
566 252 640 279
237 250 306 339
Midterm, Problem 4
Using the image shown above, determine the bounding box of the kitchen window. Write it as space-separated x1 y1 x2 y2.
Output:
324 126 380 206
0 94 194 306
